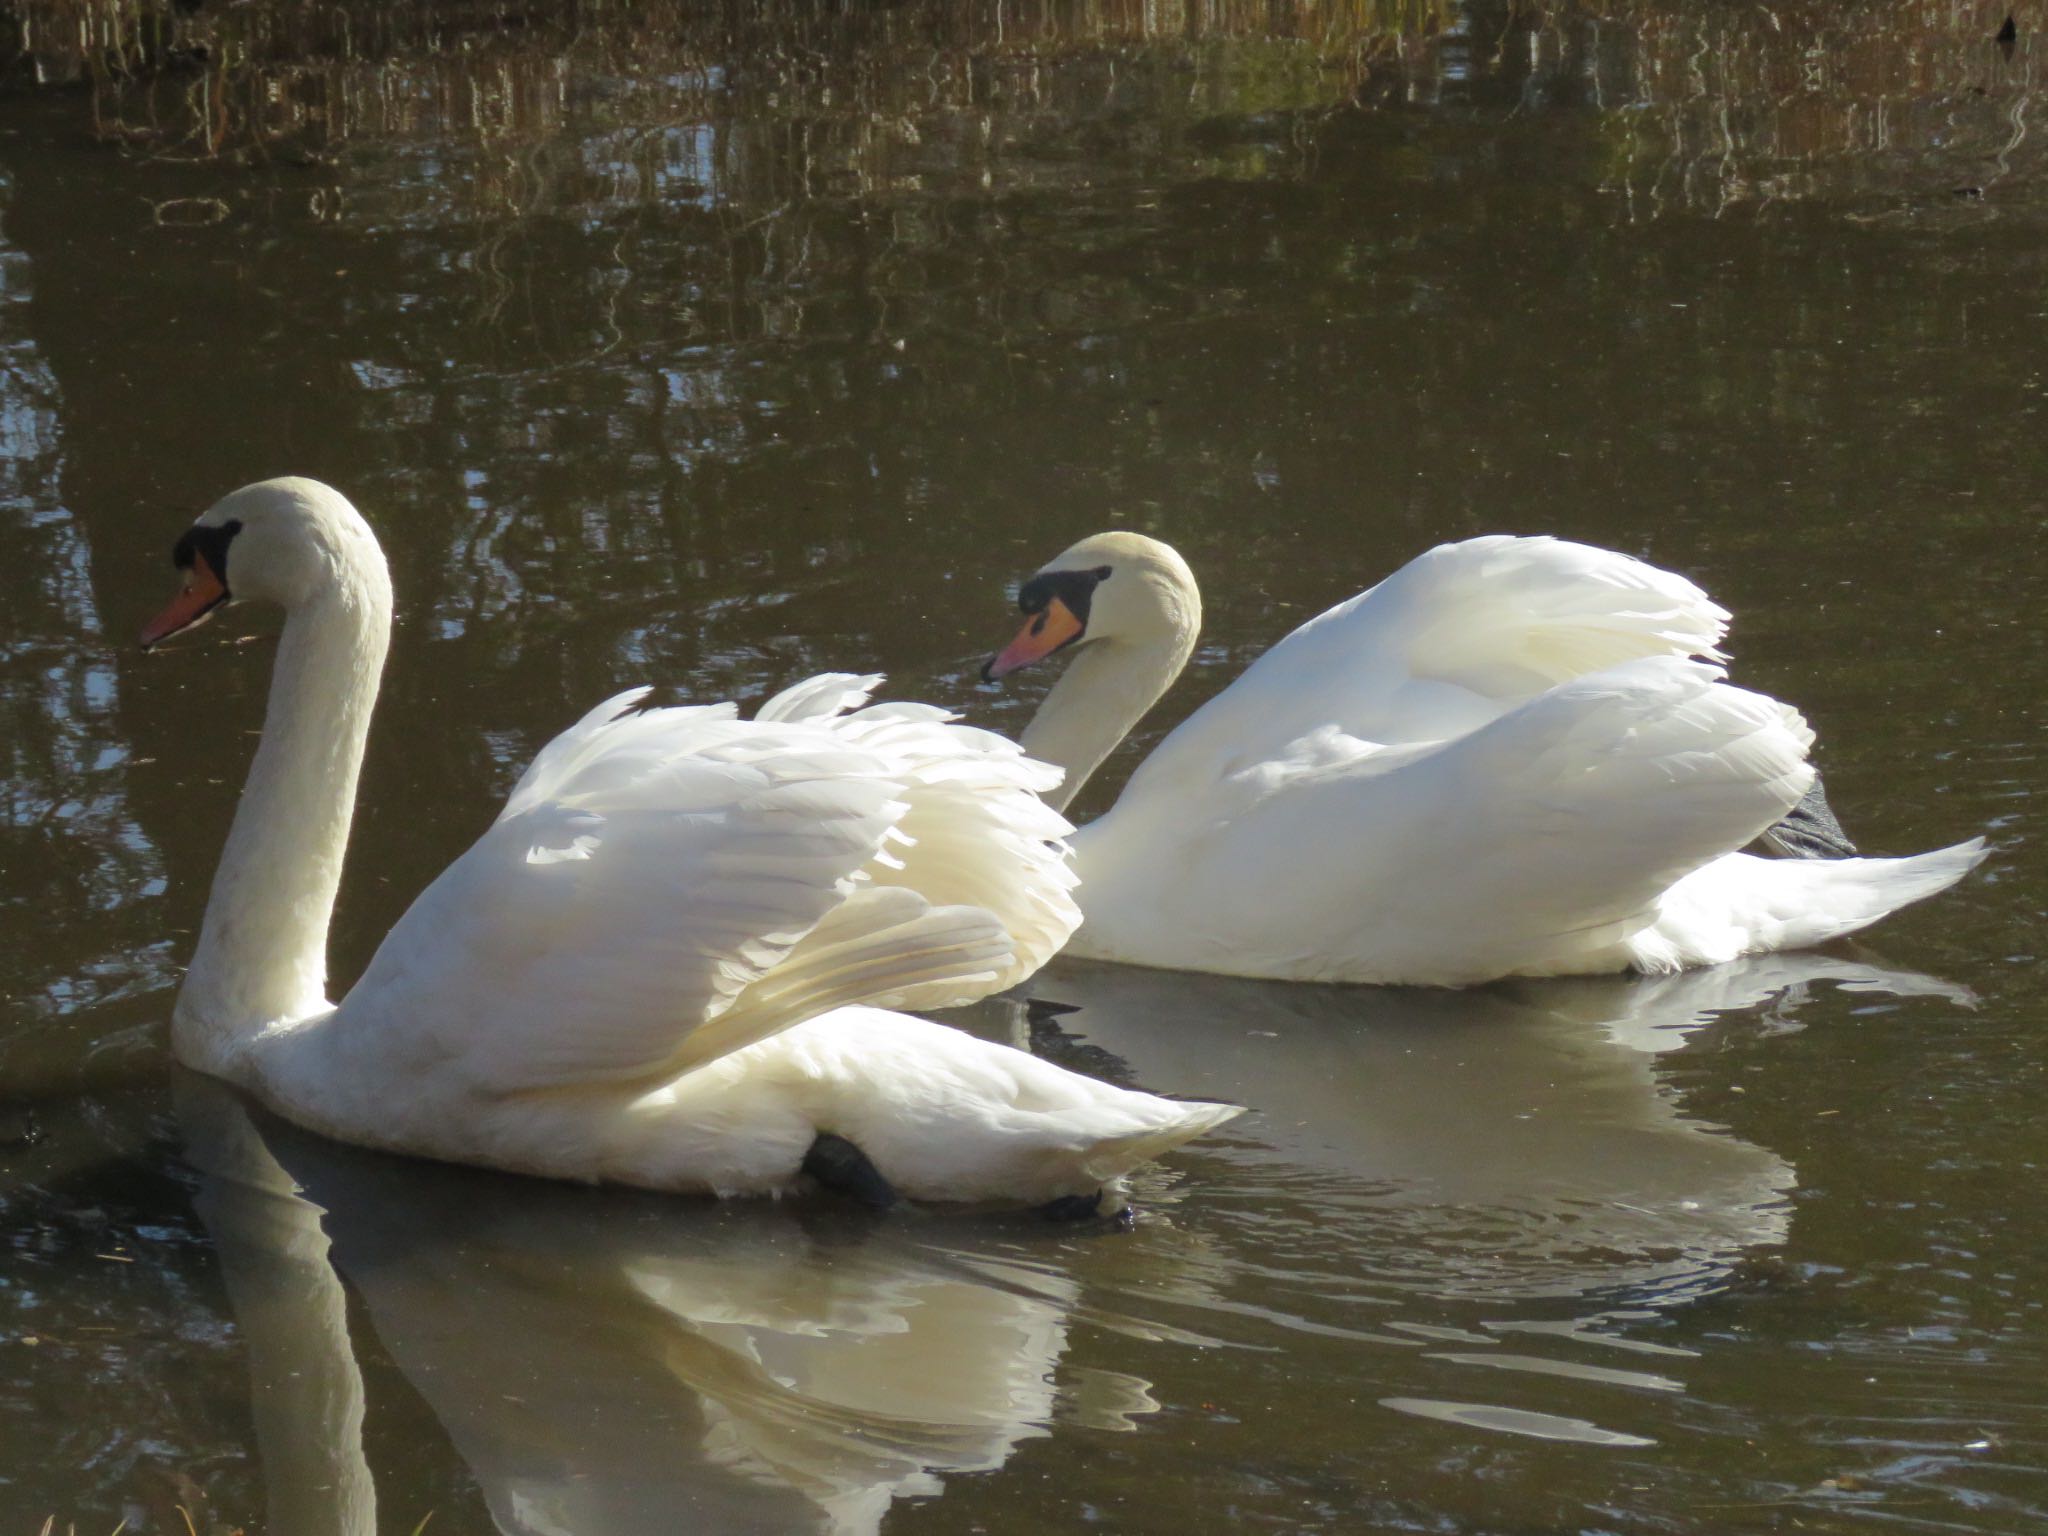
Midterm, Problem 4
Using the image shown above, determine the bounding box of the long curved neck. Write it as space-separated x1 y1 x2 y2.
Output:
174 553 391 1077
1023 598 1198 814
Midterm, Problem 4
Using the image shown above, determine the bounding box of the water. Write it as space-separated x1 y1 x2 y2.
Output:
3 2 2046 1530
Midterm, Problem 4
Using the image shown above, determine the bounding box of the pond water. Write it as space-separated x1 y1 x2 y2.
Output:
2 2 2045 1531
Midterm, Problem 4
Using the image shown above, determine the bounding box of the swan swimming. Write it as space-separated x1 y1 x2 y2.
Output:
983 532 1984 986
141 479 1237 1210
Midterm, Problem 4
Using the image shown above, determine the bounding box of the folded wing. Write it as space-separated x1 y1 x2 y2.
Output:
1081 657 1817 984
1130 534 1732 795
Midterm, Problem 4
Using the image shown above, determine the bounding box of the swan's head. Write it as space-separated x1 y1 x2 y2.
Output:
142 478 378 647
983 531 1199 682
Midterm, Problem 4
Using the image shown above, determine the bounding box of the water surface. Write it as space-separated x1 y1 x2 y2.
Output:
3 3 2045 1531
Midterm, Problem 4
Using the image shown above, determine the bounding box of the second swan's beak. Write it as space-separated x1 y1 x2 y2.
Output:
141 553 229 649
983 596 1084 682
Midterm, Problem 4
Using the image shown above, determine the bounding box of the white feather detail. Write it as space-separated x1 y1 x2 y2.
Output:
1040 534 1982 984
335 675 1082 1098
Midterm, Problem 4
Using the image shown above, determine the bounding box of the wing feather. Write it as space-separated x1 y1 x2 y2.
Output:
827 702 1079 997
1081 657 1814 984
1128 535 1732 796
337 676 1076 1094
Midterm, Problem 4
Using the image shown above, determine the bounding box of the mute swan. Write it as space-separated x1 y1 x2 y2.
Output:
983 533 1984 985
142 479 1237 1209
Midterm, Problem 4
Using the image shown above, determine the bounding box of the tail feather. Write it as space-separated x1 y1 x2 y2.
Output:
1077 1100 1245 1185
1639 837 1987 971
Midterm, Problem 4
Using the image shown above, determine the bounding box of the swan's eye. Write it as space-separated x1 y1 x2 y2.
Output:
171 518 244 589
1017 566 1107 626
989 566 1105 682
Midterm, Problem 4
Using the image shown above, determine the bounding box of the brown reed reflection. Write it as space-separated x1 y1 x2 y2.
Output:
10 0 1430 166
1578 1 2042 219
7 0 2040 220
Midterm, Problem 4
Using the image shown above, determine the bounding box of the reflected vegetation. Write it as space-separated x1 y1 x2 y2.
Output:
1584 0 2043 219
13 0 1417 184
7 0 2038 222
0 167 174 1064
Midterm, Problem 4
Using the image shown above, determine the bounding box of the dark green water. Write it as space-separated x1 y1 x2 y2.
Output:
3 2 2045 1531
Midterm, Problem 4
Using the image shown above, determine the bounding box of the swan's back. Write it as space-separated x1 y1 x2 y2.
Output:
1073 655 1822 984
1123 535 1732 799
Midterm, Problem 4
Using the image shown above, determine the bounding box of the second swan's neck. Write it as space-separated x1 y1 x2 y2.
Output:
174 545 392 1078
1022 597 1199 814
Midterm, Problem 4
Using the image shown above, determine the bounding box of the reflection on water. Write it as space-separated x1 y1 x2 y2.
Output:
182 1073 1160 1535
0 165 174 1069
6 0 2048 1531
1590 1 2045 221
13 0 2041 222
22 0 1417 172
168 956 1975 1531
1021 954 1964 1307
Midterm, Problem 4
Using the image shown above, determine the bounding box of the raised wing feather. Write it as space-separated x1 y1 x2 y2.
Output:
338 679 1069 1094
741 672 1078 993
830 701 1078 996
1129 536 1731 796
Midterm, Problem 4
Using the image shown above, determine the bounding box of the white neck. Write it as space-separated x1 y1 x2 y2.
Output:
173 540 391 1077
1022 595 1199 814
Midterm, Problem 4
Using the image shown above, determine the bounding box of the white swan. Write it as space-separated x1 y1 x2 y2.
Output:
142 479 1237 1209
983 532 1984 985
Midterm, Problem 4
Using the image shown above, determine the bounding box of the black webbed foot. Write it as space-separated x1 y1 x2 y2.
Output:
802 1132 898 1210
1037 1189 1132 1226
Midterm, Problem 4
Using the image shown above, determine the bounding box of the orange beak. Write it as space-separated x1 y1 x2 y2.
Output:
141 552 229 649
983 596 1085 681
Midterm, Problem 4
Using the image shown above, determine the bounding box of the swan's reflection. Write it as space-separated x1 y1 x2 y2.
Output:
184 1079 377 1536
180 1076 1137 1536
1016 953 1970 1303
181 953 1972 1521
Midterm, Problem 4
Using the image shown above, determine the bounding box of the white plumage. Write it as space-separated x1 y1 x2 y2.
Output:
148 479 1236 1205
989 532 1984 985
337 677 1074 1095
